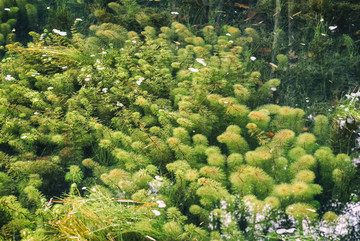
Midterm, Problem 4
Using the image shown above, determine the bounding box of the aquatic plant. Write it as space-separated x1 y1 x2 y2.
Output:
0 19 359 240
0 0 39 50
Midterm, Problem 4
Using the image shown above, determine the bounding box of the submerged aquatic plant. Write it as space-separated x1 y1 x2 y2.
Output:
0 18 358 240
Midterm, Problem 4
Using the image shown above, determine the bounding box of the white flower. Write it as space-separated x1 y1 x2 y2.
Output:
344 108 349 111
226 33 231 36
320 18 324 22
229 40 234 43
102 88 108 93
101 51 107 55
171 12 179 15
85 78 90 82
5 75 15 81
188 67 199 72
329 26 337 31
62 66 68 69
117 102 124 107
21 135 27 139
97 67 104 70
156 200 166 208
152 210 161 216
136 77 145 85
276 228 296 234
75 18 83 21
132 40 137 44
4 8 10 11
48 86 54 90
271 87 277 91
52 29 67 36
34 112 39 115
250 56 256 61
46 6 50 10
90 54 95 57
81 187 87 190
155 175 162 181
195 58 207 66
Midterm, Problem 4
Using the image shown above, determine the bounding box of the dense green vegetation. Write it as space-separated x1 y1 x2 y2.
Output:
0 0 359 240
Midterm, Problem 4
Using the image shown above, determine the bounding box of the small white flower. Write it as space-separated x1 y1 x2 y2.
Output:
152 210 161 216
171 12 179 15
102 88 108 93
101 51 107 55
81 187 87 190
271 87 277 91
321 33 327 36
329 26 337 31
5 75 15 81
12 29 15 32
85 78 90 82
136 77 144 85
42 54 47 57
117 102 124 107
229 40 234 43
34 112 39 115
97 67 104 70
33 98 38 102
223 101 229 104
195 58 207 66
62 66 68 69
21 135 27 139
48 86 54 90
86 75 91 78
46 6 50 10
188 67 199 72
75 18 83 21
344 108 349 111
155 175 162 181
4 8 10 11
306 208 316 212
250 56 256 61
90 54 95 57
52 29 67 36
320 18 324 22
156 200 166 208
132 40 137 44
226 33 231 36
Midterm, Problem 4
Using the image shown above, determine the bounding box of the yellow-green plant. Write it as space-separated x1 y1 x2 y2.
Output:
0 20 358 241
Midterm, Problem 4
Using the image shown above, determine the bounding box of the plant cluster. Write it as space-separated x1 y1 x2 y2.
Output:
0 17 359 241
0 0 38 48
